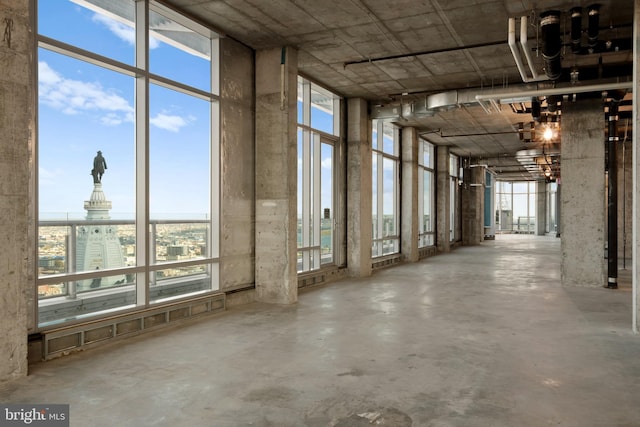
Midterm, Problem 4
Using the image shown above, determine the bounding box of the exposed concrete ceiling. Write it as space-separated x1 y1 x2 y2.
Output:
163 0 635 180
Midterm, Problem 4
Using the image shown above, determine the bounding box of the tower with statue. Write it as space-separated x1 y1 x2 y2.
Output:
76 151 126 290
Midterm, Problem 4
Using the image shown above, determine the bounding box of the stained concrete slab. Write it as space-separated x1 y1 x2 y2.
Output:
1 235 639 426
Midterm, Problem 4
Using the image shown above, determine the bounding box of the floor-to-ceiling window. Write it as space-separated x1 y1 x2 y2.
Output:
36 0 220 327
297 77 340 272
496 181 537 233
372 120 399 257
418 139 435 247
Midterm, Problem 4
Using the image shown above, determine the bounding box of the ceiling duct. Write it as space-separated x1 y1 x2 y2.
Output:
587 4 600 50
540 10 562 80
508 17 547 83
427 91 459 111
570 7 582 53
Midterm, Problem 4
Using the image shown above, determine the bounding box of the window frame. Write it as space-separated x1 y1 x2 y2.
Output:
372 119 400 258
35 0 222 329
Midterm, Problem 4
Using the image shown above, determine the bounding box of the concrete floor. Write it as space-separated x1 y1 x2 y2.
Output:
2 235 640 426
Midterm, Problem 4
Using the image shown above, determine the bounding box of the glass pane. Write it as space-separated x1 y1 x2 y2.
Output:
38 49 135 275
382 158 396 237
513 182 528 193
320 143 333 264
372 240 381 258
149 84 210 222
449 155 458 177
297 129 304 248
423 171 433 233
372 120 379 151
372 154 378 240
297 78 304 125
151 222 209 263
149 9 211 91
426 143 434 168
513 194 529 232
497 181 511 193
310 87 334 135
38 273 137 328
382 239 398 256
38 225 70 277
149 263 215 304
38 0 136 65
297 251 303 273
382 123 395 155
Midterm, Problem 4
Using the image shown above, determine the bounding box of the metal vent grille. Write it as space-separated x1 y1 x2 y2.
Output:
41 293 225 360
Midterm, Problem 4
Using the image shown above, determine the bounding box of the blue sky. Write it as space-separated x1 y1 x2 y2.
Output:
38 0 211 219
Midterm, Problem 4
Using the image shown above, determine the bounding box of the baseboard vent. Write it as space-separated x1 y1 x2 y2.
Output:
372 255 401 271
298 267 348 289
41 293 225 360
419 246 437 259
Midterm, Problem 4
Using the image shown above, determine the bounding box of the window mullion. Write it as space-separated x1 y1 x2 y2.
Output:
135 0 149 307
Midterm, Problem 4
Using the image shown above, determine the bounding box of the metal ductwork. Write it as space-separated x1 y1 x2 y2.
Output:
588 4 600 50
570 7 582 53
540 10 562 80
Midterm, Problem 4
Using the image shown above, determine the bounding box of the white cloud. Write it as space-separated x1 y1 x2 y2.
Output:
321 157 332 169
150 113 190 132
92 13 159 49
38 61 134 125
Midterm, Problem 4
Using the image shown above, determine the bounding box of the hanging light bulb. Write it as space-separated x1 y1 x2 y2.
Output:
543 126 554 141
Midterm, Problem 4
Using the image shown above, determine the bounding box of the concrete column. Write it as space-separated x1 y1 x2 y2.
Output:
346 98 372 277
561 98 605 287
220 38 255 295
436 146 451 252
536 181 547 236
0 0 31 382
254 47 298 304
461 166 484 245
401 127 419 262
632 0 639 333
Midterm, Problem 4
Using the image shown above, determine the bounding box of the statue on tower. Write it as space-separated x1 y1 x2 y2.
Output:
91 150 107 184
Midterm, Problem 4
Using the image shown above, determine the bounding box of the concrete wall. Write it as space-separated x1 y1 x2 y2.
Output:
220 38 255 293
436 146 450 252
254 47 298 304
561 98 606 287
461 166 484 245
401 127 418 262
0 0 31 382
346 98 372 277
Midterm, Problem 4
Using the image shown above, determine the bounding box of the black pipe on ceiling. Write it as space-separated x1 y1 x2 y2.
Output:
570 7 582 53
588 4 600 50
531 97 541 121
540 10 562 80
